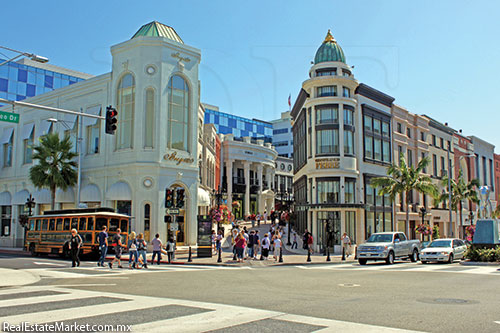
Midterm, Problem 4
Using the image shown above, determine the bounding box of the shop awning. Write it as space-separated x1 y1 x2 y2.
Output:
21 123 34 140
0 128 14 144
56 188 75 203
81 184 101 202
106 182 132 201
198 187 211 207
12 190 30 205
34 189 51 204
0 191 12 205
39 120 53 136
83 105 101 127
63 113 77 130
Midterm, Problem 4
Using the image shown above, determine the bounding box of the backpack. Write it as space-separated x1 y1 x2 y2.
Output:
308 235 313 245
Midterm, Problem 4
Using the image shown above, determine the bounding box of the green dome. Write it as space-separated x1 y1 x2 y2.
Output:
314 30 346 64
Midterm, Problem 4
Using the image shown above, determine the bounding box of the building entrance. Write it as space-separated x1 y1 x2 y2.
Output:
167 213 186 246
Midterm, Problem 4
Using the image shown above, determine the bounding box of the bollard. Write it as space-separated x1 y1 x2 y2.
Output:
217 248 222 263
188 246 192 262
307 250 311 262
279 247 283 262
342 247 345 261
326 246 331 262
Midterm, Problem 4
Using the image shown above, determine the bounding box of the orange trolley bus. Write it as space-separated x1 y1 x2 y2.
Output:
25 208 131 257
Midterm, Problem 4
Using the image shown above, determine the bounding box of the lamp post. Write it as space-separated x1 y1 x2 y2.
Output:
0 45 49 67
212 186 224 263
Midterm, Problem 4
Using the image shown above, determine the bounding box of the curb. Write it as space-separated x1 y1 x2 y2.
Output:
459 260 500 266
0 248 29 255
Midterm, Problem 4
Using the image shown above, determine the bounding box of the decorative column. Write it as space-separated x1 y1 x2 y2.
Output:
226 159 233 208
243 161 250 216
257 164 263 214
266 168 272 191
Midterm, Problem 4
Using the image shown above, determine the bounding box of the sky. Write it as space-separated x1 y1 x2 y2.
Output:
3 0 500 148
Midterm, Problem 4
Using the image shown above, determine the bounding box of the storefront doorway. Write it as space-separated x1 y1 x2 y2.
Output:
167 213 186 246
317 211 341 252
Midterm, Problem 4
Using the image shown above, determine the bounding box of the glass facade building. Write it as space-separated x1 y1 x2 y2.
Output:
0 59 88 106
203 105 273 142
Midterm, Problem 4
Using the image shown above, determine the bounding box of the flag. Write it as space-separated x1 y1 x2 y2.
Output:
288 94 291 109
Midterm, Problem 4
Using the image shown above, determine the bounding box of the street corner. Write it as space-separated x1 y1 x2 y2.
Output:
0 268 40 287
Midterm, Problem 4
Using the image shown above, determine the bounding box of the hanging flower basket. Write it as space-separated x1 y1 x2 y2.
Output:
465 225 475 242
415 224 432 236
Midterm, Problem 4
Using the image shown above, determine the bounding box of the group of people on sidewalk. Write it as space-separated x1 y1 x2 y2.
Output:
68 227 178 269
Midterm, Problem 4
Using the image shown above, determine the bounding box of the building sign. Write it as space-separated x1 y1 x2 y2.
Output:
164 151 194 165
315 158 340 169
166 208 180 215
0 111 19 124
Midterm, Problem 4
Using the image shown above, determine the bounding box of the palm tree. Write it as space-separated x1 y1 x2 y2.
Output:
29 133 78 210
438 169 479 238
370 155 439 236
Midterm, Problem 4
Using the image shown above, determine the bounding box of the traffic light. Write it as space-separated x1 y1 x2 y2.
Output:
105 106 118 135
165 189 173 208
176 188 185 208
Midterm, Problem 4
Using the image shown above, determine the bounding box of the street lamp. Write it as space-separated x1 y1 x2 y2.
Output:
212 186 224 263
0 45 49 67
48 116 83 207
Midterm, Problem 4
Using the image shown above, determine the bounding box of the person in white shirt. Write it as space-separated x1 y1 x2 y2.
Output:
273 236 281 261
261 233 270 260
243 230 249 259
341 232 351 257
263 211 267 224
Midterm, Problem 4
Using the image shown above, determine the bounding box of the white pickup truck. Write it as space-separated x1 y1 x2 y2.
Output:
357 232 421 265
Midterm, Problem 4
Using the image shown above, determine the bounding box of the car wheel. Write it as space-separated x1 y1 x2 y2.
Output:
358 259 367 265
385 251 395 265
29 243 37 257
447 254 454 264
421 260 428 264
410 249 419 262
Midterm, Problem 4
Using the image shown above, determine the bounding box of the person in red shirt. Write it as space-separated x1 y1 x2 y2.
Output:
234 232 247 263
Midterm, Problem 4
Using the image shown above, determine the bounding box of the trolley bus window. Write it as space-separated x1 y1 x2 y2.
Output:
79 218 87 231
71 218 78 230
96 217 107 231
56 218 63 231
42 219 48 231
120 220 128 233
63 218 70 231
29 220 35 231
87 217 94 231
36 219 41 231
49 219 55 231
110 218 119 232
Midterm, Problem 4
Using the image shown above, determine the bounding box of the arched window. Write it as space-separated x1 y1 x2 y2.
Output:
144 88 154 148
168 75 189 151
117 73 135 149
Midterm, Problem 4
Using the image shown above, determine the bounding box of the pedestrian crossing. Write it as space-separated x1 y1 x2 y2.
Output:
25 264 242 280
297 262 500 276
0 285 421 332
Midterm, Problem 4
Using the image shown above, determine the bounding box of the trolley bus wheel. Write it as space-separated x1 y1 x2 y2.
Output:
29 243 37 257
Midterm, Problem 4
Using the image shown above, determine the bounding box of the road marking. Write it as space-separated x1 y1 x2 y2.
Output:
295 266 310 269
33 261 66 266
50 284 117 287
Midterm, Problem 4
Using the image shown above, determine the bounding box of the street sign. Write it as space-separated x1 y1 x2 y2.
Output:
0 111 19 124
166 208 180 215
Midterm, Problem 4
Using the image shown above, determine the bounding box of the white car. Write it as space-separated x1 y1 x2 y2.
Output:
420 238 467 264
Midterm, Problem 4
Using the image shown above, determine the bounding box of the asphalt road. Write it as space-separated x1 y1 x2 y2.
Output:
1 253 499 332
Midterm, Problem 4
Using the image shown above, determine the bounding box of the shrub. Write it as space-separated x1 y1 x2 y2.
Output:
465 246 500 262
464 247 480 261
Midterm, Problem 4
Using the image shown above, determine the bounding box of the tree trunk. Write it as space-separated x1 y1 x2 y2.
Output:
50 185 56 211
459 201 463 239
405 191 410 237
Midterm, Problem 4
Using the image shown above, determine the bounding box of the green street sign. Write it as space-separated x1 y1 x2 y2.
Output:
0 111 19 124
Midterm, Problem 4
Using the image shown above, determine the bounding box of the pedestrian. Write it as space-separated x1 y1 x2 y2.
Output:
216 229 223 256
211 230 217 255
127 231 138 269
69 228 82 267
302 229 310 250
264 211 268 224
166 237 175 263
97 225 108 267
242 228 249 259
109 228 124 269
257 213 261 226
273 233 282 261
307 232 314 254
151 233 162 265
291 231 298 249
247 230 255 259
137 233 148 269
253 230 261 259
261 233 270 260
234 232 246 263
341 232 351 257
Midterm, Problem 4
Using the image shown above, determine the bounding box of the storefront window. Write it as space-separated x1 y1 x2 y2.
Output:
317 179 340 204
144 88 154 148
345 179 355 204
1 206 11 236
168 75 190 152
317 211 341 248
345 211 356 244
116 201 131 216
344 130 354 155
